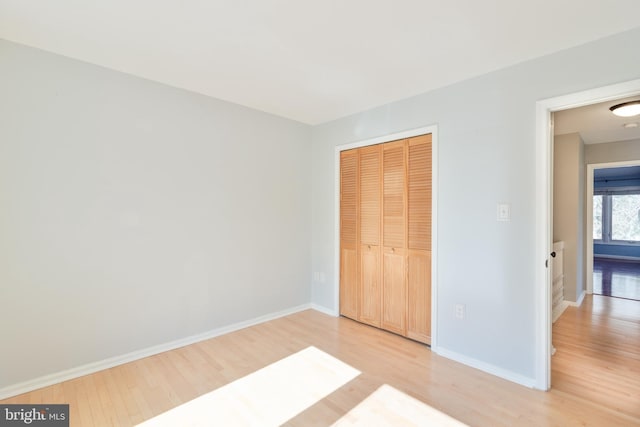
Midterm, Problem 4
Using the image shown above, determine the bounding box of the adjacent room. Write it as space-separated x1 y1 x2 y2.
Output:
1 1 640 426
592 165 640 300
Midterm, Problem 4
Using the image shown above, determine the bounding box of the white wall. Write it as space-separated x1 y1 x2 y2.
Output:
0 40 311 389
311 27 640 382
553 133 585 302
585 138 640 164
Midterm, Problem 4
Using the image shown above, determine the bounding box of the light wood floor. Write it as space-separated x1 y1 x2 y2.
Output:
551 294 640 421
2 296 639 426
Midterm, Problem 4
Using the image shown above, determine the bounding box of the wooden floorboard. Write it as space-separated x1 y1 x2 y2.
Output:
593 257 640 300
2 297 639 426
551 294 640 423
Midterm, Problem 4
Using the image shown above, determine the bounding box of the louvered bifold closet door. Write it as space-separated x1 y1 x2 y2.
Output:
359 145 382 327
407 134 432 344
340 134 431 343
382 140 407 335
340 150 359 320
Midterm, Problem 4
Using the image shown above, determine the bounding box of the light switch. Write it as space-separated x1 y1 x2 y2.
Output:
497 204 510 221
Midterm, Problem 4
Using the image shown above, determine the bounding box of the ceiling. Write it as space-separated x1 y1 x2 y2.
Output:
554 96 640 144
2 1 640 125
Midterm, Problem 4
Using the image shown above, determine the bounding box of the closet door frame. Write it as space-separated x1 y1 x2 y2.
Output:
334 125 439 349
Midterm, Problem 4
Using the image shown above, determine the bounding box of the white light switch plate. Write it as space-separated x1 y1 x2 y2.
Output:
497 204 510 221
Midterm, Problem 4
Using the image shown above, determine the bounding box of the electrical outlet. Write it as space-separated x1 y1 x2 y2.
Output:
455 304 465 319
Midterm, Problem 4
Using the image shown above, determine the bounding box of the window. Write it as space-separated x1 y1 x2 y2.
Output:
611 194 640 241
594 192 640 243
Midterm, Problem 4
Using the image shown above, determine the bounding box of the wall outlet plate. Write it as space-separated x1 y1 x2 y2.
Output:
455 304 465 319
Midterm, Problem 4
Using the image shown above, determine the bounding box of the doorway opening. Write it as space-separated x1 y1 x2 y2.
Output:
536 78 640 390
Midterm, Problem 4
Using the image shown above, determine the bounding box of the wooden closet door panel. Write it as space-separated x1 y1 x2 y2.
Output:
340 248 358 319
360 245 381 326
382 140 407 335
360 145 381 246
382 248 406 335
406 134 432 343
340 150 359 320
407 251 431 344
359 145 381 325
408 135 432 251
383 141 406 249
341 150 358 245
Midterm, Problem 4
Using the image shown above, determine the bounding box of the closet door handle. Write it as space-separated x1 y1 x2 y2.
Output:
550 251 556 258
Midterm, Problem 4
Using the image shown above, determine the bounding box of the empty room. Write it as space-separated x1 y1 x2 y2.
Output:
1 1 640 426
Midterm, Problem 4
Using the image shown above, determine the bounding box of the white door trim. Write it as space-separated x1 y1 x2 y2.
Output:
334 125 439 350
535 78 640 390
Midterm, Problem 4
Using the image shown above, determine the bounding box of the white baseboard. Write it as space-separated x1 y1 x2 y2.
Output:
310 303 339 317
434 347 537 389
0 303 312 401
565 290 586 307
552 301 569 323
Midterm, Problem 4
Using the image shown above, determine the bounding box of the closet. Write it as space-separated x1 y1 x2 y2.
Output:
339 134 432 344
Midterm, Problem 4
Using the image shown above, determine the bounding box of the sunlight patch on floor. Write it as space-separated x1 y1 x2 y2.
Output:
136 346 360 427
332 384 468 427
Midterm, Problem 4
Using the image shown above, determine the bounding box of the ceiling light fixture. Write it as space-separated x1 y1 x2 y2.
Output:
610 100 640 117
